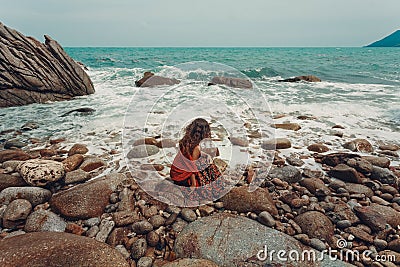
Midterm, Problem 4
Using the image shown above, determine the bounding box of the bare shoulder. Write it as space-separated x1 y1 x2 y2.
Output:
192 145 201 160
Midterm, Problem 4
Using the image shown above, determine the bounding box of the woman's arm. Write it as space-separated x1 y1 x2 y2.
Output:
192 145 201 160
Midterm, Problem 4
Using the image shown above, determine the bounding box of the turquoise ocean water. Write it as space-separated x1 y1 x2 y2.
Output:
1 47 399 158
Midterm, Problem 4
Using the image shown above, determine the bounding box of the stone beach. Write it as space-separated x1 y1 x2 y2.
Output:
0 115 399 267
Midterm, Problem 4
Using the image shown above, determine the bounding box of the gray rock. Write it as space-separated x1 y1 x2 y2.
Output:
115 245 130 259
172 218 188 232
0 173 27 192
132 220 153 235
336 220 352 229
181 208 197 222
0 187 52 206
210 76 253 89
131 238 147 260
162 258 219 267
86 225 99 238
2 199 32 228
258 211 275 227
0 232 128 266
374 239 388 250
95 219 115 242
328 164 361 183
127 145 160 158
174 213 349 267
3 230 26 239
310 238 327 251
135 72 180 87
370 166 397 184
149 214 165 228
2 160 23 172
0 22 94 108
24 210 66 232
18 159 65 187
268 165 302 183
137 256 153 267
84 217 101 227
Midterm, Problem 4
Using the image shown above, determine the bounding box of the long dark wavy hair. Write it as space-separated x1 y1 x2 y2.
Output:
179 118 211 158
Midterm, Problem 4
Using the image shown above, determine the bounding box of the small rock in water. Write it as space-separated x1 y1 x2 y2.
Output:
379 144 399 151
21 122 39 131
127 145 160 159
307 143 329 153
18 159 65 187
80 157 106 172
4 140 27 149
262 138 291 150
61 108 95 117
229 137 249 147
68 144 89 156
133 137 158 146
343 139 373 153
273 123 301 131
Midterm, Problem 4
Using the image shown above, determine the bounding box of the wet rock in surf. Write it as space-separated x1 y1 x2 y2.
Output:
135 71 180 87
208 76 253 89
127 145 160 159
343 138 373 153
0 22 94 108
61 108 96 117
278 75 321 82
262 138 291 150
273 123 301 131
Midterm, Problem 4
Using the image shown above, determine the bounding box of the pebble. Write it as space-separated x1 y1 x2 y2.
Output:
337 220 352 229
371 196 390 206
149 215 165 228
84 217 101 227
132 220 153 235
166 205 181 214
115 245 130 259
180 208 197 222
165 213 178 225
68 144 89 156
137 256 153 267
258 211 275 227
86 225 99 238
143 205 158 218
146 231 160 247
131 238 147 260
310 238 327 251
198 205 215 217
95 219 115 242
373 239 388 250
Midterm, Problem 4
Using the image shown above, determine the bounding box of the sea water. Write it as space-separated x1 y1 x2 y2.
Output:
1 47 399 171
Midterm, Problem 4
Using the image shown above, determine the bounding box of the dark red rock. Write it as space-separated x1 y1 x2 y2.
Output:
0 150 30 163
307 143 330 153
294 211 335 244
62 154 84 172
68 144 88 156
0 173 28 191
328 164 362 183
0 232 128 266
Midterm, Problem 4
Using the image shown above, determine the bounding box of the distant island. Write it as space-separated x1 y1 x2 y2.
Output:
366 30 400 47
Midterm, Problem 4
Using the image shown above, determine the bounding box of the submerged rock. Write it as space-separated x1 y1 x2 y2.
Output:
0 22 94 108
209 76 253 89
278 75 321 82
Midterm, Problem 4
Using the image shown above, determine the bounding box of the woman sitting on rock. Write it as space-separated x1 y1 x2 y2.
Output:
170 118 222 198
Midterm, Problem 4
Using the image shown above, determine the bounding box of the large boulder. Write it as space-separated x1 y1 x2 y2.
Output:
50 173 126 220
174 213 349 267
17 159 65 187
220 186 278 215
0 22 94 107
0 232 129 267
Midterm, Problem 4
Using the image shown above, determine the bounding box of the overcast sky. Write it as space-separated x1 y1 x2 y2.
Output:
1 0 399 47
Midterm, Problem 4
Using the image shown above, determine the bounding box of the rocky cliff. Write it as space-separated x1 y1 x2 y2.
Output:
0 22 94 108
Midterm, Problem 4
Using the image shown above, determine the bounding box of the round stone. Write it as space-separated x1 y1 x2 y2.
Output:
131 238 147 260
180 208 197 222
18 159 65 187
132 221 153 235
